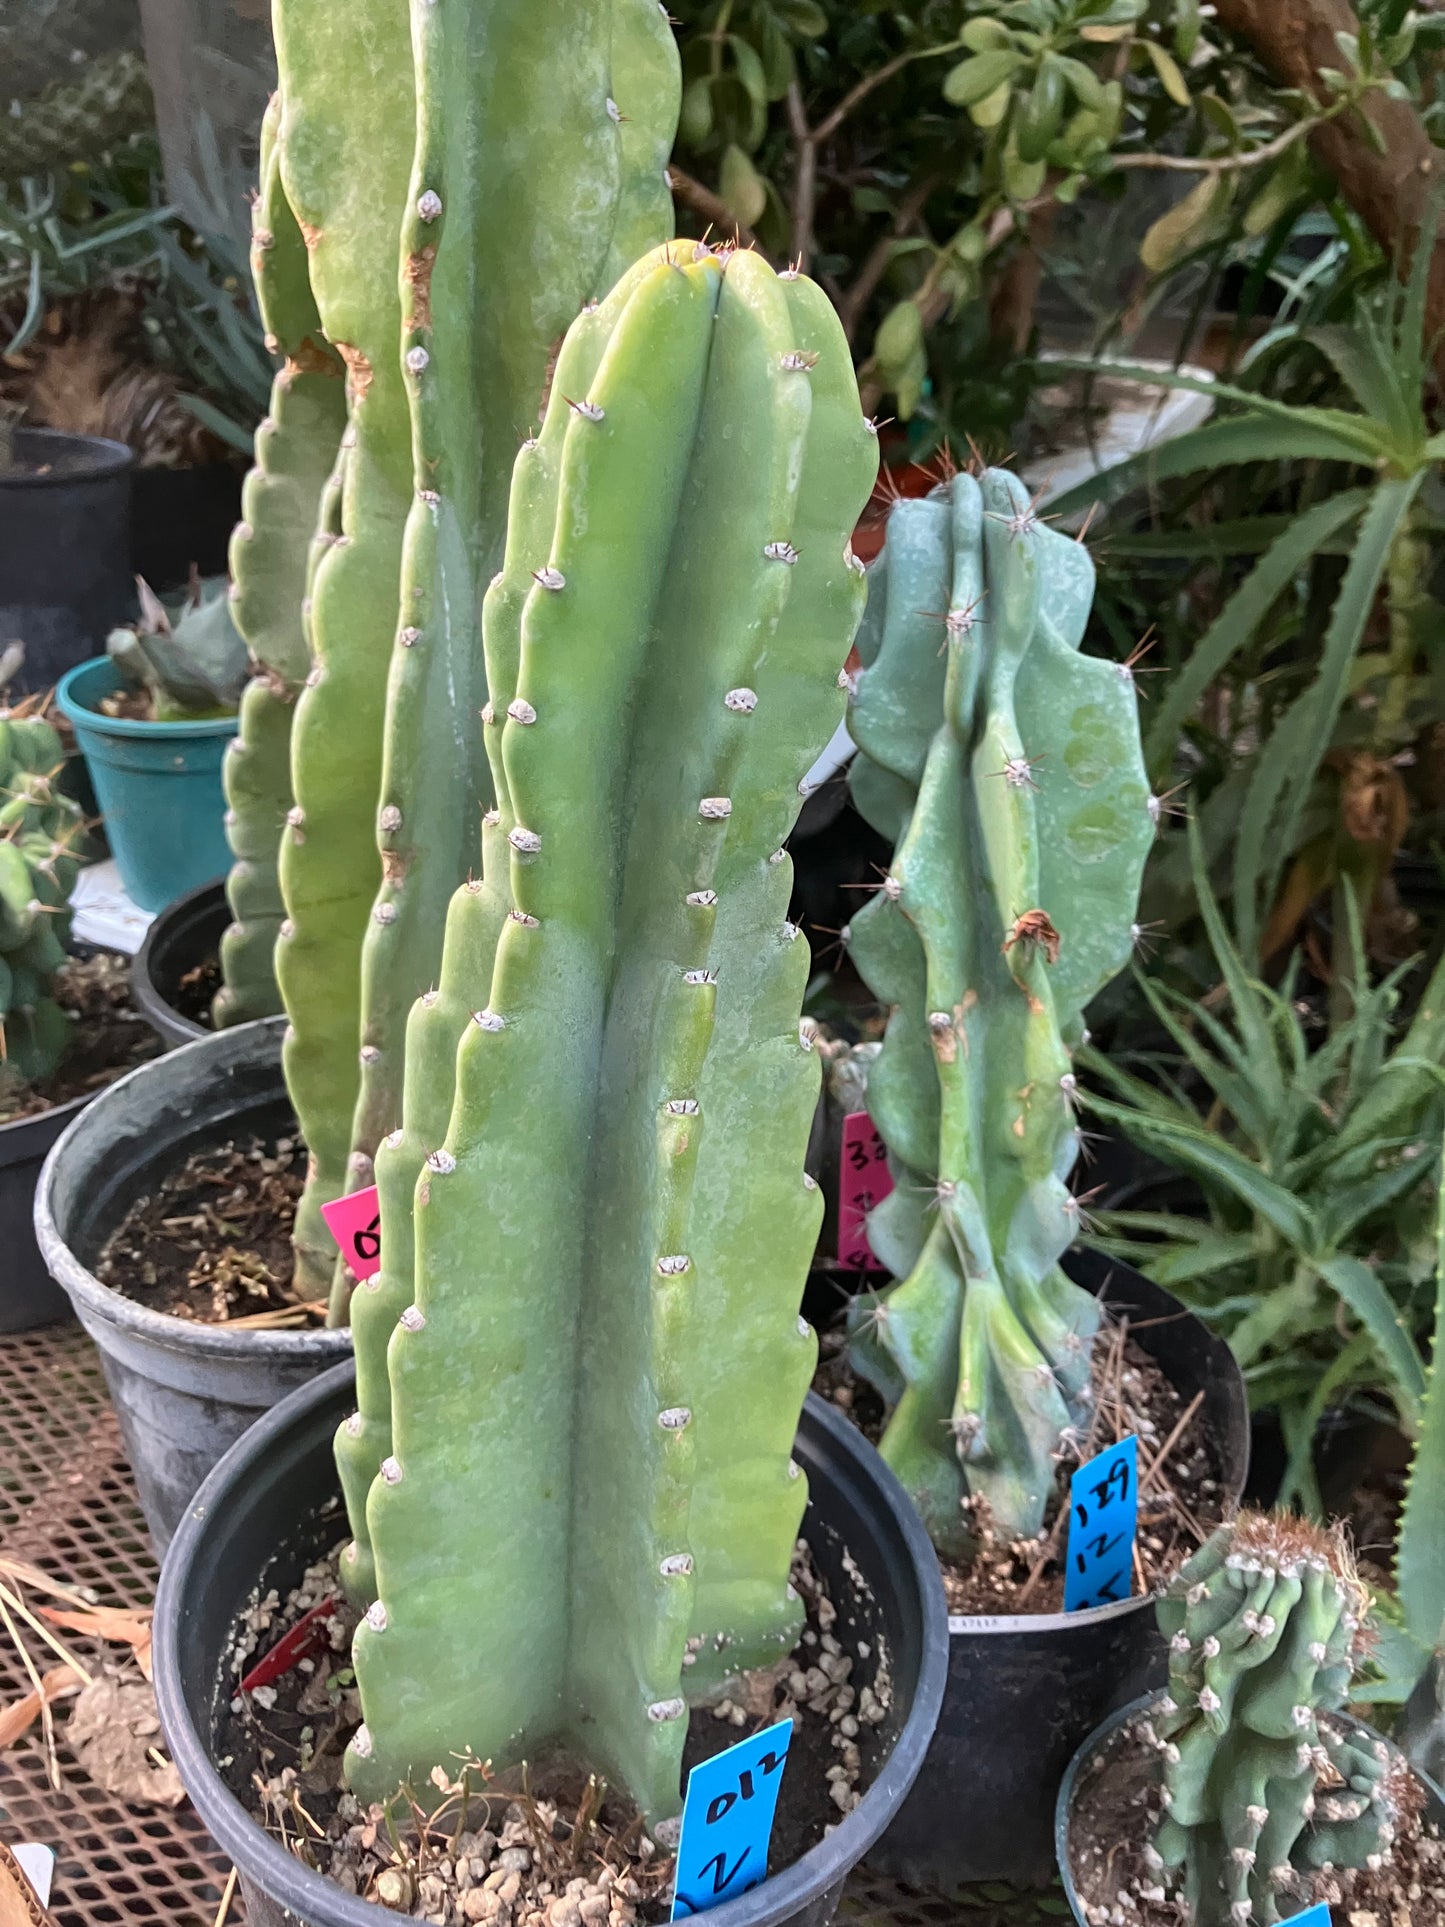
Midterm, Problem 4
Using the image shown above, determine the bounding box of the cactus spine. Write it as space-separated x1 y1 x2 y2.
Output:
340 243 877 1823
0 713 86 1085
844 472 1153 1549
1148 1513 1411 1925
267 0 681 1314
214 91 346 1031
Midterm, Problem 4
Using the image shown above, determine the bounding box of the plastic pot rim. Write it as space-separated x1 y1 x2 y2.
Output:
1052 1687 1445 1926
34 1015 346 1365
56 657 240 742
130 878 223 1045
0 427 134 488
153 1360 949 1927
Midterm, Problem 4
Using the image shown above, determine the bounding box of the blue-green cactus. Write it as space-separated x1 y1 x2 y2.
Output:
843 470 1153 1550
339 241 877 1825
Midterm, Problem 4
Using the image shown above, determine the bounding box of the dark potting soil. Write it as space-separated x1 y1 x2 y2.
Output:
812 1308 1229 1617
169 952 220 1029
95 1131 315 1324
94 682 160 722
219 1508 893 1922
0 950 160 1123
1066 1706 1445 1925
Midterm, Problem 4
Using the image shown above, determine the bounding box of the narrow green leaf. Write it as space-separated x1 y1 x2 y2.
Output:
1083 1093 1317 1248
1189 815 1284 1116
1145 490 1368 768
1313 1254 1426 1426
1045 416 1373 525
1271 473 1426 893
1038 357 1386 462
1398 1142 1445 1648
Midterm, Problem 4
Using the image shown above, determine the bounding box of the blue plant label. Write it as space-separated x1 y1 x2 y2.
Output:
1063 1433 1139 1613
1281 1909 1330 1927
670 1717 793 1919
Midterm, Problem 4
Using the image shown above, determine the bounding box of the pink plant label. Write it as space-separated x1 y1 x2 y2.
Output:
838 1111 893 1271
321 1184 382 1281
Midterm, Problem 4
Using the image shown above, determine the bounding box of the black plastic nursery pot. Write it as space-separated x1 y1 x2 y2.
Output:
0 1089 96 1333
1054 1690 1445 1925
131 877 229 1046
154 1360 949 1927
34 1014 350 1553
0 427 134 691
868 1249 1250 1893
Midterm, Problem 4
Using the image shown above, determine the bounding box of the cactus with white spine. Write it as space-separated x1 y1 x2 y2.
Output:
213 90 346 1032
340 241 877 1822
841 470 1153 1550
251 0 679 1311
1147 1512 1412 1925
0 714 86 1085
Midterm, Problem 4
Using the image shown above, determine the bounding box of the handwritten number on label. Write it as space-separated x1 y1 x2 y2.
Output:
670 1721 791 1920
319 1185 383 1283
838 1112 894 1273
1063 1435 1139 1615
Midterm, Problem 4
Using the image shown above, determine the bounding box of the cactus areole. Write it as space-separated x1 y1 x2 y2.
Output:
335 243 878 1827
843 470 1153 1554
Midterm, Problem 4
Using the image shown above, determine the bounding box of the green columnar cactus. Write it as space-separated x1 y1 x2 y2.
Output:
341 0 680 1227
340 242 877 1824
1148 1513 1409 1925
267 0 681 1312
0 714 85 1084
843 471 1153 1551
269 0 418 1301
214 90 346 1032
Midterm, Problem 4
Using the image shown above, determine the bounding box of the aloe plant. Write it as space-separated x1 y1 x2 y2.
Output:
1090 822 1445 1505
1048 228 1444 965
340 239 877 1821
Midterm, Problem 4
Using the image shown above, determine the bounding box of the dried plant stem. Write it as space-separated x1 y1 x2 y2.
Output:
0 1578 93 1684
0 1592 59 1788
213 1867 238 1927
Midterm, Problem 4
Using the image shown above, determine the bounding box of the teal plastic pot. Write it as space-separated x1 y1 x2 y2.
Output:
57 657 238 913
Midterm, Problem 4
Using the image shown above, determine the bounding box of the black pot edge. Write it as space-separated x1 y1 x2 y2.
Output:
153 1360 949 1927
34 1015 346 1365
130 878 224 1045
1053 1689 1445 1926
1 427 135 486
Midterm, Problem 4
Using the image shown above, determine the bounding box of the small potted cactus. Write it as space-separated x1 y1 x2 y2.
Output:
36 0 683 1548
152 240 949 1927
0 703 158 1329
818 467 1250 1886
1056 1511 1445 1924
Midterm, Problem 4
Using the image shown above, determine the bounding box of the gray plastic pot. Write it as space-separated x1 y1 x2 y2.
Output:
34 1015 350 1553
1054 1689 1445 1924
866 1250 1250 1893
154 1360 949 1927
